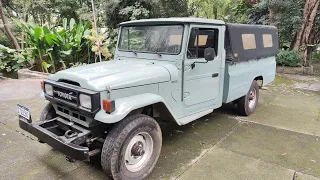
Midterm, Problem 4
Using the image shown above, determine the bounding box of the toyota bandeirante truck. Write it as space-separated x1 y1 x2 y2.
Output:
18 18 278 180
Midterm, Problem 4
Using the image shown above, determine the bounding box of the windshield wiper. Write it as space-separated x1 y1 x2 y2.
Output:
132 51 137 55
154 50 162 57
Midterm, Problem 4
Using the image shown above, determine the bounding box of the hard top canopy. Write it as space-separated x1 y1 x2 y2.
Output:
226 23 279 62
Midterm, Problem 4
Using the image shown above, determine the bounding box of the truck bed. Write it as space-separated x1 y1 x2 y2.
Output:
222 57 276 103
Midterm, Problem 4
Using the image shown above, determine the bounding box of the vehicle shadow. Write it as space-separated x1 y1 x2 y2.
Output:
62 103 240 179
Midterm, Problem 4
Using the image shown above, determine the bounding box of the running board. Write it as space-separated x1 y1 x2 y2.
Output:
178 109 213 125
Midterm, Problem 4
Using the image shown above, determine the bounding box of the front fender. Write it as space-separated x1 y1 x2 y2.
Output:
94 93 176 124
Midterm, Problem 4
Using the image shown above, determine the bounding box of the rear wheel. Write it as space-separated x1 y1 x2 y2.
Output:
101 114 162 180
237 80 259 116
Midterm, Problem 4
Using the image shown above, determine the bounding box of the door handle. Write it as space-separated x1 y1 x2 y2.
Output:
212 73 219 78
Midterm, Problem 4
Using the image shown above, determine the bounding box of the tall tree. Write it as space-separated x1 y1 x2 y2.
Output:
292 0 320 65
0 0 20 49
248 0 305 46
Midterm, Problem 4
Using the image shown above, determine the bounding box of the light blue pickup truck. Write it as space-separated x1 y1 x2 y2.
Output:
18 18 278 179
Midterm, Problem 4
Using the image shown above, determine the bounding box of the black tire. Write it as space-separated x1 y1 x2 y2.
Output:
237 80 259 116
40 103 56 121
101 114 162 180
39 103 56 143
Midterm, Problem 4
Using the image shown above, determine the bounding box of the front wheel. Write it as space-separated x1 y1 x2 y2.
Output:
101 114 162 180
40 103 56 121
39 103 57 143
237 80 259 116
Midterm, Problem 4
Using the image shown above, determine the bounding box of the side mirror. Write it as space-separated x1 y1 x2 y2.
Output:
204 48 216 61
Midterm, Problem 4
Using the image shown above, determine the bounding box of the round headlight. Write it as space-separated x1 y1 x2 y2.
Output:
45 84 53 96
79 94 92 109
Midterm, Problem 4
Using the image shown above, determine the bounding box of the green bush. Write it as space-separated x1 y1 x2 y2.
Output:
312 52 320 62
276 50 302 67
0 44 33 72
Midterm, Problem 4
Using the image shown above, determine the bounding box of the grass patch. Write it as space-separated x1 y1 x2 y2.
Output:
273 75 295 85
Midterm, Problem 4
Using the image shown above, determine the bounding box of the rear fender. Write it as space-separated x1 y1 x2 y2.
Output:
94 93 176 124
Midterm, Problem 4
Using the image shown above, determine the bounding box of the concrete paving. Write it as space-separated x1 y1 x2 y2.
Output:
0 75 320 180
178 147 295 180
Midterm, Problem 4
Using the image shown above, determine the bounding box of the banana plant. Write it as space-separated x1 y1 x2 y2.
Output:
15 18 92 73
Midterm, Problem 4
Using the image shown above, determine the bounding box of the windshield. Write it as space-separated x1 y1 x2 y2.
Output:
118 25 184 54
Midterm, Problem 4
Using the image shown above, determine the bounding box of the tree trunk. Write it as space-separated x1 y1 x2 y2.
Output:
213 3 217 19
267 1 275 26
0 0 20 49
292 0 319 66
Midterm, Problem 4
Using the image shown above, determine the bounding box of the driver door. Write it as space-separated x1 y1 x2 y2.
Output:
183 25 222 107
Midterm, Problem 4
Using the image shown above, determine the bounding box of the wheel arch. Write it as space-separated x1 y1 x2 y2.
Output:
94 93 178 124
254 75 264 87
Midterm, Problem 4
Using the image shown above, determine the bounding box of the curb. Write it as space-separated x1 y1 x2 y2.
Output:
276 66 314 75
17 69 49 79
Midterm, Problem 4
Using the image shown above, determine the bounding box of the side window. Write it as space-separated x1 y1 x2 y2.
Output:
187 28 219 59
242 34 256 50
263 34 273 48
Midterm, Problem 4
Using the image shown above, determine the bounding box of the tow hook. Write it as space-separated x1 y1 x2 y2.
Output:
65 130 78 139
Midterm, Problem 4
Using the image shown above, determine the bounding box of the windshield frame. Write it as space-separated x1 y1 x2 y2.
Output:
117 24 185 55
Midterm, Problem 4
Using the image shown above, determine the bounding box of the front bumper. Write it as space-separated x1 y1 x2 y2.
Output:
19 117 91 161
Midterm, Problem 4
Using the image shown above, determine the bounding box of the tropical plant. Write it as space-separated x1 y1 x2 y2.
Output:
0 44 33 72
15 18 92 73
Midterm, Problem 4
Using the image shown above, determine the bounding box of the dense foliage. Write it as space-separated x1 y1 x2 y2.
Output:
15 18 93 73
247 0 304 46
1 0 320 74
11 18 113 73
0 44 33 72
276 50 302 67
313 52 320 62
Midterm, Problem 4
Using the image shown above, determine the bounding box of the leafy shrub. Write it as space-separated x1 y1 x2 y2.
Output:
0 44 33 72
276 50 302 67
14 18 114 73
312 52 320 62
14 18 92 73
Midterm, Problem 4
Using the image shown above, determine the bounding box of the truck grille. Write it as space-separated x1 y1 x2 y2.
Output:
57 105 87 122
53 86 78 105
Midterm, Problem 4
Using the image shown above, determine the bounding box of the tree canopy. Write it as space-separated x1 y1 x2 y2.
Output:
1 0 320 67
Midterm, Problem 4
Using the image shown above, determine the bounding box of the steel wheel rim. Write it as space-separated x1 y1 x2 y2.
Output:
124 132 153 172
248 88 257 109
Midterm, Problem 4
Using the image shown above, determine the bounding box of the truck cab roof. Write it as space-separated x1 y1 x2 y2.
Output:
119 17 226 26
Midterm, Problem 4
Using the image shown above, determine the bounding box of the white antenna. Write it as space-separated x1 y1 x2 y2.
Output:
91 0 102 62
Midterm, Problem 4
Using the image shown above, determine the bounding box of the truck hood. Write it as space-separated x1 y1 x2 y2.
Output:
48 60 176 91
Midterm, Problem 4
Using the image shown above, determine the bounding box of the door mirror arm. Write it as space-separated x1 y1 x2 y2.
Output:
190 47 216 69
191 61 208 69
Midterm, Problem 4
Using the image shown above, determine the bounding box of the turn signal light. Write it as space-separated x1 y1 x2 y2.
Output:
103 100 115 113
41 81 44 91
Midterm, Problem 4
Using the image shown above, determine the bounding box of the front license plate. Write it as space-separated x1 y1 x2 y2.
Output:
17 104 30 121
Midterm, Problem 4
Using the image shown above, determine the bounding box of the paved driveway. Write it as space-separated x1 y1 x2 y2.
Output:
0 75 319 180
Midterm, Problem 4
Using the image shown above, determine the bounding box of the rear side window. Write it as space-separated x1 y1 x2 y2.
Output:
263 34 273 48
187 28 219 59
242 34 256 50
